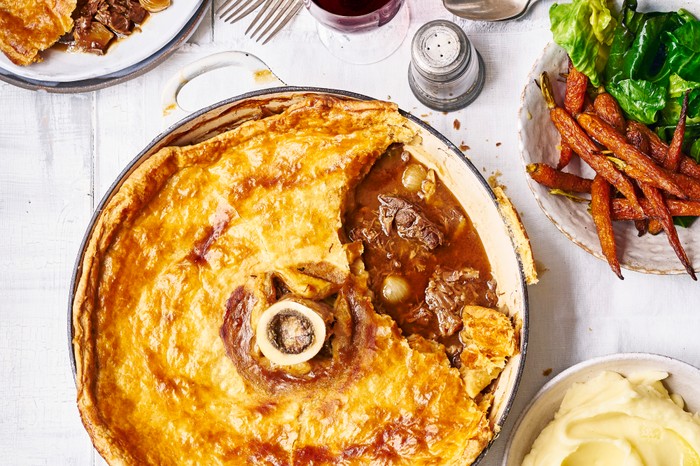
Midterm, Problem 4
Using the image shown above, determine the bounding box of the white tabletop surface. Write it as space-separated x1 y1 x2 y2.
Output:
1 0 699 464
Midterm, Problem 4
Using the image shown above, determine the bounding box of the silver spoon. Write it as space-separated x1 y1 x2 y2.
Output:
443 0 539 21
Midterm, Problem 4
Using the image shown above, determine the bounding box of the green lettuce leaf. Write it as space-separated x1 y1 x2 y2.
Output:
606 78 667 124
656 123 700 161
678 9 698 23
673 119 700 226
550 0 617 86
601 0 699 157
674 216 697 228
605 0 645 84
552 0 699 158
603 1 685 122
624 14 685 82
657 21 700 83
691 137 700 162
660 74 700 125
604 0 685 83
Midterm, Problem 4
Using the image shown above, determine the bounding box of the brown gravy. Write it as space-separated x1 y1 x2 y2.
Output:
345 144 496 366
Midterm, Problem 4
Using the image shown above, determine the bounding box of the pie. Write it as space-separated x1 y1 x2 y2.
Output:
0 0 76 65
73 95 519 464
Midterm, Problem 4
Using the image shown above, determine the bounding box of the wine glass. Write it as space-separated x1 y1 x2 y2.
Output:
304 0 410 65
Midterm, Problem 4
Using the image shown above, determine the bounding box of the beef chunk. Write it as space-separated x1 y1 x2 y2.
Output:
128 1 148 23
432 305 462 338
348 221 380 245
71 0 148 53
94 0 133 35
424 267 481 337
377 195 444 250
403 305 432 327
95 8 132 35
79 0 103 16
72 18 114 54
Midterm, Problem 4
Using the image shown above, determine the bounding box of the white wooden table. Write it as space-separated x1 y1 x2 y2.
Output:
1 1 698 464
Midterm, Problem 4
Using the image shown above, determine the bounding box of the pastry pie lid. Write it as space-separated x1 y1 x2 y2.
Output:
68 87 532 464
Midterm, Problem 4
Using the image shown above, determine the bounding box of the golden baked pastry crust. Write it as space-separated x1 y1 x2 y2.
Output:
0 0 76 66
459 305 517 398
73 95 515 465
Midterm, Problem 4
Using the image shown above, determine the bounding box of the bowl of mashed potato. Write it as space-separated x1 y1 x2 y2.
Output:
504 353 700 466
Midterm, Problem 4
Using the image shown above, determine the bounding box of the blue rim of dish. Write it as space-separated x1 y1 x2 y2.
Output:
67 87 529 463
0 2 210 93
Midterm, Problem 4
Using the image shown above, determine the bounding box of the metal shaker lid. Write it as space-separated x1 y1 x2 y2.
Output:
411 20 470 82
408 19 485 112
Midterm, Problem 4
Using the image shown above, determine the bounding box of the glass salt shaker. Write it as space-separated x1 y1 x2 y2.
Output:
408 20 485 112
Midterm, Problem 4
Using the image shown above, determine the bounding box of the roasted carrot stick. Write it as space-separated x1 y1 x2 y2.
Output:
557 62 588 170
552 109 644 211
665 90 691 172
582 97 595 114
638 183 696 280
612 199 700 220
558 145 574 170
591 175 623 279
527 163 593 193
625 126 651 236
627 120 670 163
618 122 662 235
677 158 700 181
594 93 626 134
619 163 700 200
647 220 664 235
627 121 700 180
634 219 649 236
651 91 692 235
540 73 643 214
625 126 651 156
565 66 588 116
671 173 700 201
577 113 686 198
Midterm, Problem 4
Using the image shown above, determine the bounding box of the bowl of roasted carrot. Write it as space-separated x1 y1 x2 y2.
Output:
519 0 700 279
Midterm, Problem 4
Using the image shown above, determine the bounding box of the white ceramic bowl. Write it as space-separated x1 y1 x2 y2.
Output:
518 42 700 275
503 353 700 465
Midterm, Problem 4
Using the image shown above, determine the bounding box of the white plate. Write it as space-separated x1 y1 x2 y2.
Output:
518 40 700 275
0 0 204 84
503 353 700 466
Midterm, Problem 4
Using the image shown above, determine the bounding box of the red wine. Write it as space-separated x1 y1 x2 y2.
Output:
312 0 393 17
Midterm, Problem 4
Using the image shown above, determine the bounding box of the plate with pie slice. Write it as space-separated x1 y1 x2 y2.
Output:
0 0 208 92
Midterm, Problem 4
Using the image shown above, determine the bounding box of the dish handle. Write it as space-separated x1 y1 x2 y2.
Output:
161 51 286 127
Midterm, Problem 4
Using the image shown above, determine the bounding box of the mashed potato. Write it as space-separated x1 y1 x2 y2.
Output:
523 371 700 466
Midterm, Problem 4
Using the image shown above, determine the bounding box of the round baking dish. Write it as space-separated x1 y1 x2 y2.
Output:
68 87 531 464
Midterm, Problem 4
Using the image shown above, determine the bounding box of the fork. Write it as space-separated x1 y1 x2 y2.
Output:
216 0 304 44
